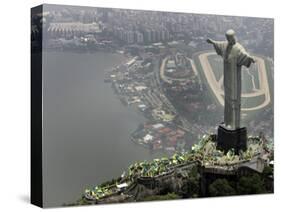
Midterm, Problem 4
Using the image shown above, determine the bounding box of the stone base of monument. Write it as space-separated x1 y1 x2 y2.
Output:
217 125 247 154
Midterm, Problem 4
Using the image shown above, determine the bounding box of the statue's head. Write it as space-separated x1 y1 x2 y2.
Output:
225 29 236 45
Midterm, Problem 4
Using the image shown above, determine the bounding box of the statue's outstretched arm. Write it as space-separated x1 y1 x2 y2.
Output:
206 38 224 56
206 38 215 44
249 56 256 63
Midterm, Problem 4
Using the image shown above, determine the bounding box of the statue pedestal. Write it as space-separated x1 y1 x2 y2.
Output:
217 125 247 154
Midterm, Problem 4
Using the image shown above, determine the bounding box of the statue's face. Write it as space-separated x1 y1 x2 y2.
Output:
226 35 236 45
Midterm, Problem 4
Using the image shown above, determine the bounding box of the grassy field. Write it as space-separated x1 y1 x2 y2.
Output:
241 95 265 109
241 69 255 93
207 55 223 81
248 62 260 89
193 52 223 108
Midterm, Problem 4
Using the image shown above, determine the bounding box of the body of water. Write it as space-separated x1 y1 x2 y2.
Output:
42 51 164 207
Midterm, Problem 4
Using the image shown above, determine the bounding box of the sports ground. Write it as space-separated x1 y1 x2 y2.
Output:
193 51 273 118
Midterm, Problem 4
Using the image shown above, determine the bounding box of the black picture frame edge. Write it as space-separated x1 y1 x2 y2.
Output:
31 4 43 208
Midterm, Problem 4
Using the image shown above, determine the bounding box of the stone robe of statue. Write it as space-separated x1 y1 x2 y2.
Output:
207 29 255 130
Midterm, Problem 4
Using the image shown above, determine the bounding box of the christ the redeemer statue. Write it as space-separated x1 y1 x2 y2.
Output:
207 29 255 130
